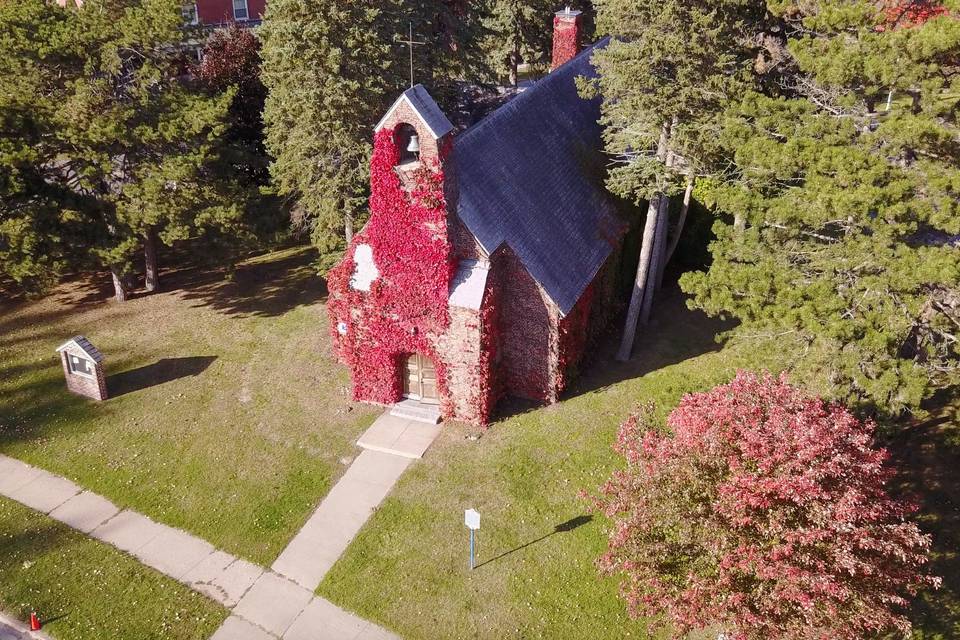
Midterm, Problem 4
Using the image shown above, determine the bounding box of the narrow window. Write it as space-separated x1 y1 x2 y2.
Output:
232 0 248 21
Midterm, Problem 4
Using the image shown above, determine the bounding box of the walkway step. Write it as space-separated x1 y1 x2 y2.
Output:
389 399 441 425
357 413 442 459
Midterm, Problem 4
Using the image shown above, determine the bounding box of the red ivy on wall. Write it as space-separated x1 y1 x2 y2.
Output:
328 128 454 407
554 282 594 397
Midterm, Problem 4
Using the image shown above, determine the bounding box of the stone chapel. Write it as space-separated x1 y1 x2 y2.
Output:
327 9 630 426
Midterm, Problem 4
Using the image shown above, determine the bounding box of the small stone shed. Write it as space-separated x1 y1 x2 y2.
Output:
56 336 108 401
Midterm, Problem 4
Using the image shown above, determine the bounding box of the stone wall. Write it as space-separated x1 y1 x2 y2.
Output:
491 246 560 402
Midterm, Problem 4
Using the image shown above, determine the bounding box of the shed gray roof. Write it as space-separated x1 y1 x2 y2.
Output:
452 39 623 315
375 84 455 139
56 336 104 362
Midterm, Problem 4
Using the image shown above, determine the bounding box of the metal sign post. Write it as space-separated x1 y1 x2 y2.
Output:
464 508 480 570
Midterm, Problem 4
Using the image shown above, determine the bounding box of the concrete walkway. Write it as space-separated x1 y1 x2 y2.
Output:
0 454 398 639
272 414 442 589
0 412 442 640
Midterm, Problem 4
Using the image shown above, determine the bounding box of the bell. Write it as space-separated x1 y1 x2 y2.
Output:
406 133 420 155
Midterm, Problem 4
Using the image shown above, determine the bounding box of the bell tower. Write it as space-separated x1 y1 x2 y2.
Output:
374 84 454 189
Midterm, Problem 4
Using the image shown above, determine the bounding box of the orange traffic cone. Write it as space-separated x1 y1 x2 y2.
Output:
30 611 41 631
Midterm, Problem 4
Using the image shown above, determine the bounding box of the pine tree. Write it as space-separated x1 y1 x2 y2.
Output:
680 0 960 415
483 0 558 85
585 0 770 359
260 1 491 271
0 0 248 300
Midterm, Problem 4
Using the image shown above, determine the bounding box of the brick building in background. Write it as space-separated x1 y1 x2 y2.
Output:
328 9 631 426
183 0 265 26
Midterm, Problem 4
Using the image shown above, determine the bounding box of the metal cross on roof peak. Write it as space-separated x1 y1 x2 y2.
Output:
397 22 426 89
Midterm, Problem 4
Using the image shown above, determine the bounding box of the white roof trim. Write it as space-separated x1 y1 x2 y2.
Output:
374 94 444 139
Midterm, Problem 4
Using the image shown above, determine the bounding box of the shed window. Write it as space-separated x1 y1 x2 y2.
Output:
68 355 94 377
232 0 248 21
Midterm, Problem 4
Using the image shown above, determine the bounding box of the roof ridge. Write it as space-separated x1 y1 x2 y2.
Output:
458 37 609 143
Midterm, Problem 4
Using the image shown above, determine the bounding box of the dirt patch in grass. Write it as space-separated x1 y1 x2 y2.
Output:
0 246 379 565
0 497 227 640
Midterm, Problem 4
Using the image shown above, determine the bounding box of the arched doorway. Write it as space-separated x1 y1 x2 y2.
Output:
402 353 439 404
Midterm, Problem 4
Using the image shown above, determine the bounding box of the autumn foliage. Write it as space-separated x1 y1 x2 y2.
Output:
881 0 949 28
327 128 454 409
588 371 939 639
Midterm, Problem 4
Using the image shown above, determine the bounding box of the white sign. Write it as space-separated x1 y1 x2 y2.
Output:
464 508 480 531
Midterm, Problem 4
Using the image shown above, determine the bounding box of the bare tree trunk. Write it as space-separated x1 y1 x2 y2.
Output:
144 229 159 293
641 135 680 322
657 173 695 291
345 213 353 245
641 194 671 324
616 123 670 362
111 268 129 303
508 43 520 87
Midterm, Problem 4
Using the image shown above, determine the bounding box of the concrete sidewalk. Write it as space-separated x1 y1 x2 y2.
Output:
271 414 442 590
0 454 399 640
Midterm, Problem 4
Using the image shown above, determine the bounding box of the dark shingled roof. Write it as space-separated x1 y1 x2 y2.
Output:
452 38 623 315
56 335 104 362
376 84 455 139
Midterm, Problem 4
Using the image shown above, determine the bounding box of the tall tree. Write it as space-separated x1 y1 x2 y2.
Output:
260 1 491 272
0 0 91 293
584 0 771 360
0 0 248 300
681 0 960 416
483 0 557 85
587 371 939 638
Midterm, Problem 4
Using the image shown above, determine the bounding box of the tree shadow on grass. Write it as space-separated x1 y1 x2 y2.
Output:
107 356 217 398
175 247 327 318
888 390 960 637
475 515 593 569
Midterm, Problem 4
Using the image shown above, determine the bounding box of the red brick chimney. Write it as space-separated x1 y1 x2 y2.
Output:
551 7 583 71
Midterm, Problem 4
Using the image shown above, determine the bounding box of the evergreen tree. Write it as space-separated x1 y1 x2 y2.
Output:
0 0 90 292
0 0 248 300
681 0 960 415
259 1 404 271
585 0 770 359
483 0 558 85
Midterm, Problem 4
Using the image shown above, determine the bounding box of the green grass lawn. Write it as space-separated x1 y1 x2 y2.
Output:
0 246 379 565
0 496 227 640
318 289 959 640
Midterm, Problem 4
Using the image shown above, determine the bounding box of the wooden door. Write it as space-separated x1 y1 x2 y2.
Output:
402 354 439 404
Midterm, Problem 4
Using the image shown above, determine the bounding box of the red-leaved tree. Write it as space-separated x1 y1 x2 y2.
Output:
587 371 939 639
195 25 266 148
